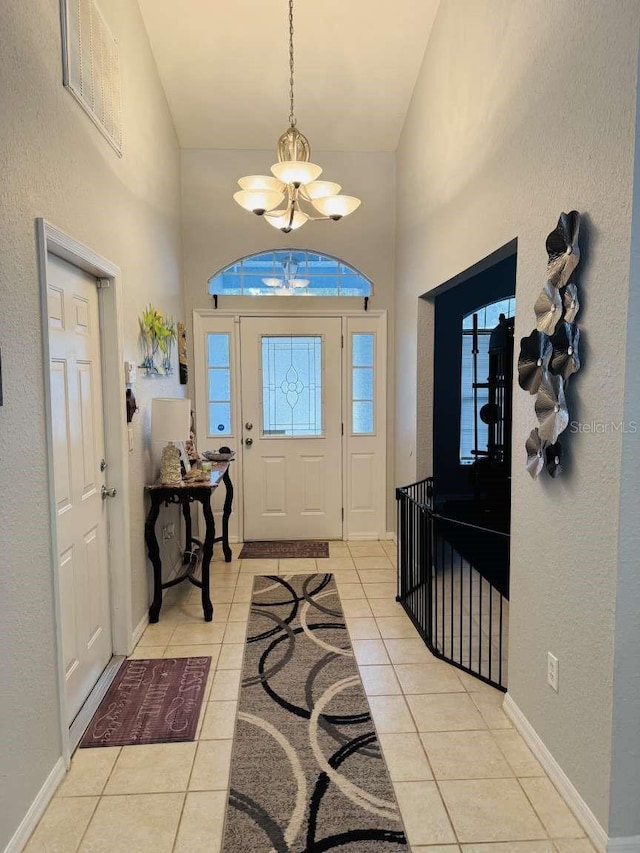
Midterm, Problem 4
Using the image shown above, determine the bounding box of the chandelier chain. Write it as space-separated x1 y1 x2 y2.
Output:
288 0 296 126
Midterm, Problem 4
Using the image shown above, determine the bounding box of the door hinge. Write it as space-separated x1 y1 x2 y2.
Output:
96 278 110 289
341 507 344 520
341 423 344 435
341 334 344 348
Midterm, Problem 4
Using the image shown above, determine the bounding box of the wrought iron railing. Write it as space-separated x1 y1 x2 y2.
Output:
396 477 509 691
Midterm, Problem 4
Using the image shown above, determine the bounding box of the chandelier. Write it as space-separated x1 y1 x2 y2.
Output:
233 0 361 233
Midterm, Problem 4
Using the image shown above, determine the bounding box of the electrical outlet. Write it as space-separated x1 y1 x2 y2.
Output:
547 652 559 692
162 523 175 542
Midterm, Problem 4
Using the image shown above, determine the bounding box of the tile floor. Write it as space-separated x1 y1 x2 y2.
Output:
25 540 595 853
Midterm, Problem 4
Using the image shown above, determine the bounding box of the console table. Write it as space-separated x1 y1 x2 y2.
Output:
144 462 233 623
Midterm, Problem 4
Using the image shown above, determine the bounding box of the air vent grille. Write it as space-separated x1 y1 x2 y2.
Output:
62 0 122 155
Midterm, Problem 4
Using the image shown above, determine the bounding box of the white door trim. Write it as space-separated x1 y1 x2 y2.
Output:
193 307 387 542
36 218 132 766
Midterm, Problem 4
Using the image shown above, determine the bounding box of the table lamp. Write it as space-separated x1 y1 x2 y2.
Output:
151 397 191 485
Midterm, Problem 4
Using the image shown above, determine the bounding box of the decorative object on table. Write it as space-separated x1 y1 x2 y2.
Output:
151 396 192 484
202 448 236 462
222 574 407 853
80 657 211 747
518 211 582 479
138 305 176 375
232 0 360 234
178 321 188 384
185 409 199 464
238 540 329 559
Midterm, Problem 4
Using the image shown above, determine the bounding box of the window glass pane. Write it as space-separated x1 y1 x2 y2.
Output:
353 367 373 400
208 250 372 297
209 402 231 436
261 336 323 436
353 401 374 434
352 333 374 367
207 333 229 367
340 275 369 296
208 368 230 402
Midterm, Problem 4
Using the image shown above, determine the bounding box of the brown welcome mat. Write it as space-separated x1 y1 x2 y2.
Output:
239 540 329 559
222 574 408 851
80 657 211 748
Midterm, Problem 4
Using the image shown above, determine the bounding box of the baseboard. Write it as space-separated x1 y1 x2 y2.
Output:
608 838 640 852
387 531 397 543
132 610 149 648
69 656 125 751
3 757 66 853
503 694 609 853
345 533 383 541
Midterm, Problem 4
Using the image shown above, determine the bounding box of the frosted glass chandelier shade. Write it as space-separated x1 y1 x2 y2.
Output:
270 160 322 186
264 209 309 231
311 195 362 219
233 189 284 214
305 180 342 199
238 175 285 193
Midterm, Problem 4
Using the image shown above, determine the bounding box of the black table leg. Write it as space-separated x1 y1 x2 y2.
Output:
200 494 215 621
222 467 233 562
182 499 192 564
145 495 163 623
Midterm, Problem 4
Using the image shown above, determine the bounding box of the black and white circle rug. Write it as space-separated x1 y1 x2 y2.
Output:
222 573 408 852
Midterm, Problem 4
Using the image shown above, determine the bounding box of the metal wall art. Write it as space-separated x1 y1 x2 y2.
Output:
518 211 582 478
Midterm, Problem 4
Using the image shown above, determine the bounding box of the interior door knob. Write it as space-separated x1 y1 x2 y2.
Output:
245 422 253 430
101 485 118 499
244 437 253 447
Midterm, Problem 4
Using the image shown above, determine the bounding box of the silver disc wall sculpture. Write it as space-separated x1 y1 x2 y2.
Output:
518 211 582 479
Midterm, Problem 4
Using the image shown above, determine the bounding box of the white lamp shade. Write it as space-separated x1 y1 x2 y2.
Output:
238 175 285 193
304 180 341 200
233 189 284 214
270 160 322 185
312 195 361 218
264 209 309 231
151 397 191 444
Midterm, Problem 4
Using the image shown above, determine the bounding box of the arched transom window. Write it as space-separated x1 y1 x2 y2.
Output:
208 250 372 297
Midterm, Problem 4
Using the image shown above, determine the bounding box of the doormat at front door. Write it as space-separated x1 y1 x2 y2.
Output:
79 656 211 748
239 540 329 559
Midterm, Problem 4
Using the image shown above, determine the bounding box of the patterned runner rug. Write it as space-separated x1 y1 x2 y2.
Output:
239 541 330 559
223 573 408 852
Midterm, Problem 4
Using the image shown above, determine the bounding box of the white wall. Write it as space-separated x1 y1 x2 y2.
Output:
0 0 182 846
181 148 397 530
609 48 640 840
395 0 640 836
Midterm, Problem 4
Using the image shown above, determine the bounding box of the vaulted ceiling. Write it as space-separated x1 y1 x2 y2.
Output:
138 0 439 152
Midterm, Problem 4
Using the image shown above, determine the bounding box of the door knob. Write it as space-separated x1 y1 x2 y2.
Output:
245 422 253 430
101 485 118 499
244 437 253 447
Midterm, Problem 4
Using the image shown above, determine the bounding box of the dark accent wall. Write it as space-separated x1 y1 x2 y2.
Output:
432 253 517 499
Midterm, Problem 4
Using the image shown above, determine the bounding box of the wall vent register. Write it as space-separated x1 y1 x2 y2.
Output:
61 0 123 155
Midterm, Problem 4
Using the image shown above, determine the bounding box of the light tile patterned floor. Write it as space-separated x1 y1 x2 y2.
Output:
25 541 595 853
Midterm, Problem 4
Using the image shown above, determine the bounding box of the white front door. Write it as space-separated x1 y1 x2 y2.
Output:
239 316 343 540
47 253 113 724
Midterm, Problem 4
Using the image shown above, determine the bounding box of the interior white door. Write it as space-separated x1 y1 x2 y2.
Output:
240 316 343 540
47 253 113 724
